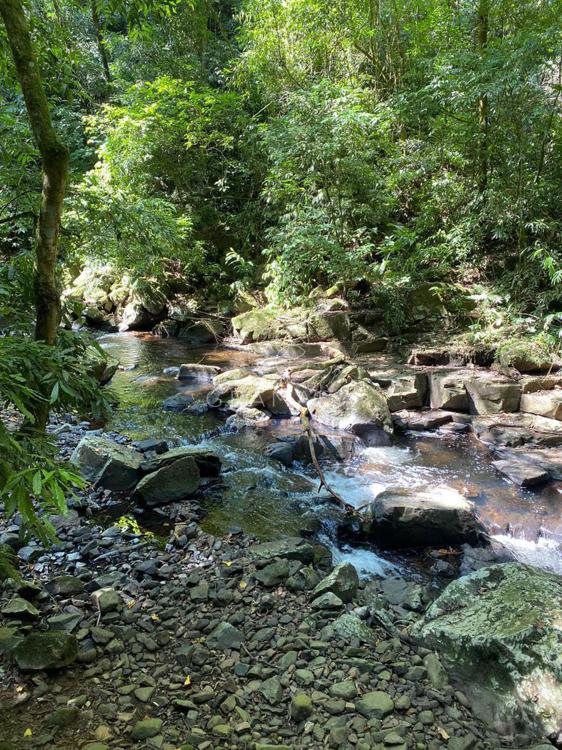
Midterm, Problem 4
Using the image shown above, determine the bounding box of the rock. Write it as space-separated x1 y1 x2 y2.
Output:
131 718 163 740
351 326 387 354
371 371 428 412
177 363 221 380
408 349 450 366
472 413 562 448
520 375 562 393
70 435 143 491
365 486 486 548
331 613 373 643
310 592 344 610
329 680 357 700
307 381 393 445
265 442 294 467
464 374 521 414
51 575 85 596
520 390 562 421
1 596 39 619
254 560 290 587
140 446 221 476
392 409 453 432
378 578 424 611
356 691 394 719
249 538 316 564
412 563 562 737
133 456 200 506
207 375 295 416
291 693 313 721
207 622 244 650
312 562 358 604
232 309 280 343
429 369 470 411
260 676 283 705
13 632 78 670
162 394 196 413
225 407 271 430
46 707 80 727
91 588 121 613
423 653 448 689
503 446 562 480
495 339 552 373
492 458 549 487
0 626 22 654
134 437 169 454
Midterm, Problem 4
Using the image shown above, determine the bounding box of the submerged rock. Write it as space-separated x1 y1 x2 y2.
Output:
307 381 392 445
412 563 562 739
70 435 143 491
177 363 221 380
365 486 487 548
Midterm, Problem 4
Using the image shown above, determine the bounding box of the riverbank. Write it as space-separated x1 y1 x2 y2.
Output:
0 471 529 750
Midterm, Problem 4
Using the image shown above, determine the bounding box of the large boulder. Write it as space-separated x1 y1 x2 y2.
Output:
232 309 280 344
371 371 428 412
520 390 562 421
70 435 143 491
365 486 486 548
207 375 296 416
411 563 562 739
464 374 521 415
307 381 393 445
134 456 200 506
13 632 78 671
429 369 470 411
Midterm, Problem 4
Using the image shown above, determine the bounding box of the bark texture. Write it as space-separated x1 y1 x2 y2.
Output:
0 0 69 348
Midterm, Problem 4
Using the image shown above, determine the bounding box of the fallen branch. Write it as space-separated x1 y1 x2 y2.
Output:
300 409 358 515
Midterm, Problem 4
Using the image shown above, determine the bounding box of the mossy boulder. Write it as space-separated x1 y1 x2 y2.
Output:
307 381 392 444
13 631 78 671
412 563 562 738
232 309 280 343
495 339 553 373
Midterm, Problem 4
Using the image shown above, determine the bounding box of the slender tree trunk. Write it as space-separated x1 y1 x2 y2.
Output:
91 0 111 82
476 0 489 192
1 0 69 427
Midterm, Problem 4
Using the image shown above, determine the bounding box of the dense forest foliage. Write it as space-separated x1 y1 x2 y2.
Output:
0 0 561 537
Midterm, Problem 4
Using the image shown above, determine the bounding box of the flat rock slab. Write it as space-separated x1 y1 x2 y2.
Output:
492 458 550 487
393 409 452 431
472 413 562 447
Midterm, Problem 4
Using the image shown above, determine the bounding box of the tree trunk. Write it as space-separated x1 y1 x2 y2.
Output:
476 0 489 192
1 0 69 427
91 0 111 82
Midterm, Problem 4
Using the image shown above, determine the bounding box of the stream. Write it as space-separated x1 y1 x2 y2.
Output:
100 332 562 577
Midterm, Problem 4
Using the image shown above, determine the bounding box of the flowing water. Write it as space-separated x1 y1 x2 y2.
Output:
99 332 562 577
